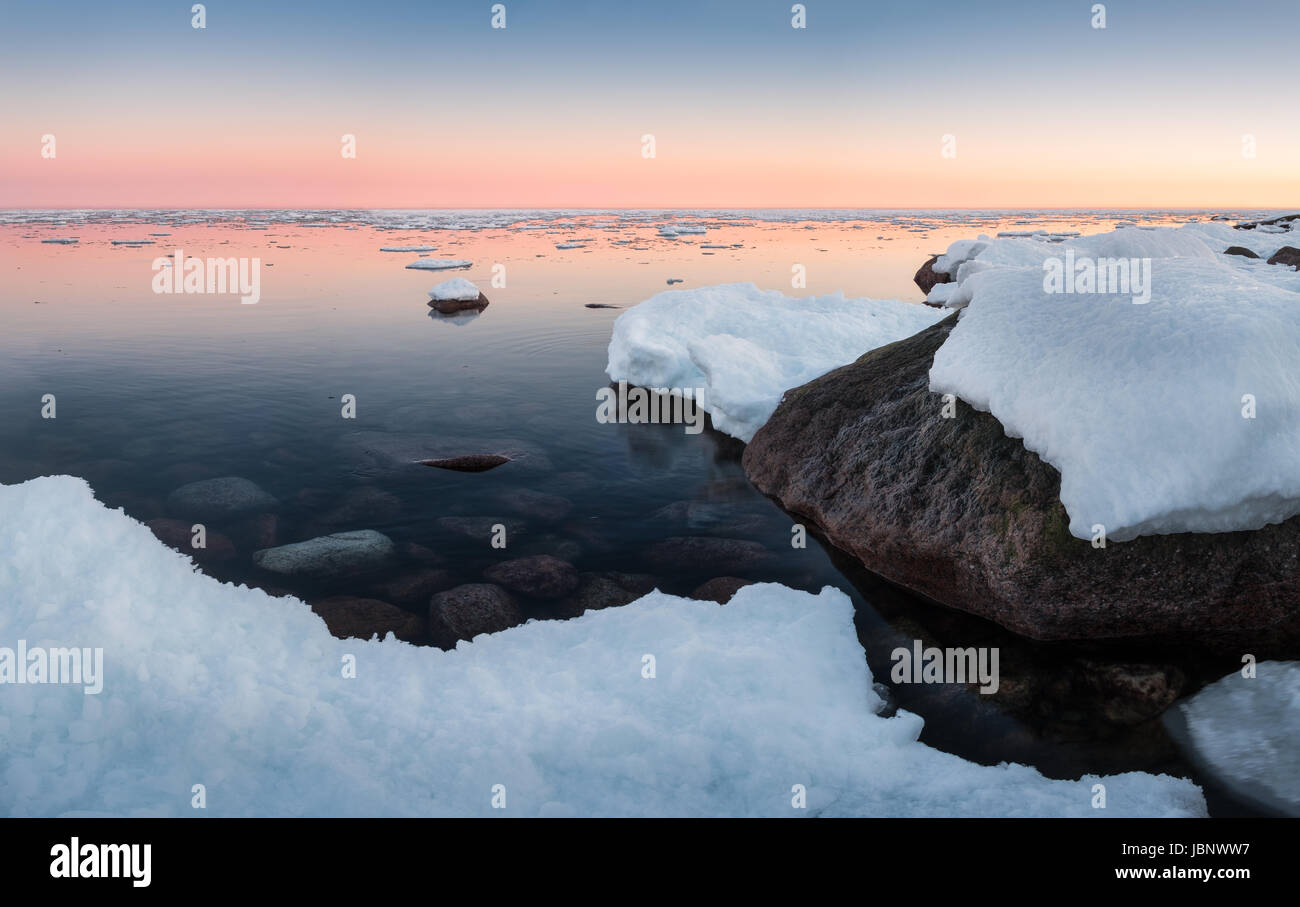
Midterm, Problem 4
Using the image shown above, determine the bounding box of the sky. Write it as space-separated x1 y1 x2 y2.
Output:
1 0 1296 208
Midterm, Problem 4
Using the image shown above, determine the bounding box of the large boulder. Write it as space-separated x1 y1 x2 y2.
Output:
742 315 1300 654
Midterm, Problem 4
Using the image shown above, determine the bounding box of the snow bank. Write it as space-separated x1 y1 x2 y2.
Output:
606 283 948 442
928 223 1300 540
0 477 1204 818
428 277 481 302
1175 662 1300 816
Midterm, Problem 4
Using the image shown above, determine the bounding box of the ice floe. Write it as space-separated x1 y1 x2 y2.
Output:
1172 662 1300 816
405 258 472 271
0 476 1205 818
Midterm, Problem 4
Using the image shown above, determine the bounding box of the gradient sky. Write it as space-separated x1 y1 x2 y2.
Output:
2 0 1296 208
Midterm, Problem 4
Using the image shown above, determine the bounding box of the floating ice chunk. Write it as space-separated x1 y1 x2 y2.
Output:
1173 662 1300 816
405 258 472 271
0 476 1205 818
555 242 586 249
607 283 948 442
40 238 78 244
381 245 435 252
428 277 482 302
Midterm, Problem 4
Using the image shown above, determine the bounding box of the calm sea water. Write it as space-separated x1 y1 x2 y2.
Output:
0 209 1268 812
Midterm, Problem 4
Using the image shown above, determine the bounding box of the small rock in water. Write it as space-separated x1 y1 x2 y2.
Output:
419 454 511 472
427 277 490 314
666 278 684 285
495 488 573 523
483 555 580 599
428 583 523 649
166 476 278 521
584 303 621 309
145 518 236 564
253 529 396 578
310 596 426 644
437 516 527 541
642 536 773 574
372 568 458 607
690 576 756 604
554 572 658 618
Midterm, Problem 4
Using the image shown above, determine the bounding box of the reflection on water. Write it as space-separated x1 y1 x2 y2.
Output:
0 209 1267 813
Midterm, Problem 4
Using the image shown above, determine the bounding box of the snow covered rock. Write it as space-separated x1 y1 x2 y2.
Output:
1168 662 1300 816
0 476 1205 817
927 228 1300 541
428 277 481 301
744 315 1300 652
605 282 948 442
1266 246 1300 269
913 255 953 295
427 277 489 313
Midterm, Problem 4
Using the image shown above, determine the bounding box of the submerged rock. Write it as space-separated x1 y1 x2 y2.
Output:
166 476 278 521
483 555 580 599
690 576 756 604
742 315 1300 653
495 488 573 523
311 596 425 644
253 530 396 578
146 518 236 564
428 583 524 649
437 516 527 541
641 536 773 575
372 568 458 607
555 572 659 618
420 454 511 472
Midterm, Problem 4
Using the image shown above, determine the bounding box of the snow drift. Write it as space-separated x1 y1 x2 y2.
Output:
0 477 1204 818
928 221 1300 541
606 283 947 442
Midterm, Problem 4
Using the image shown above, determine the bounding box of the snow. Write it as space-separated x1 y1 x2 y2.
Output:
428 277 482 302
0 475 1205 818
607 283 947 442
405 258 471 271
928 223 1300 540
1175 662 1300 816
